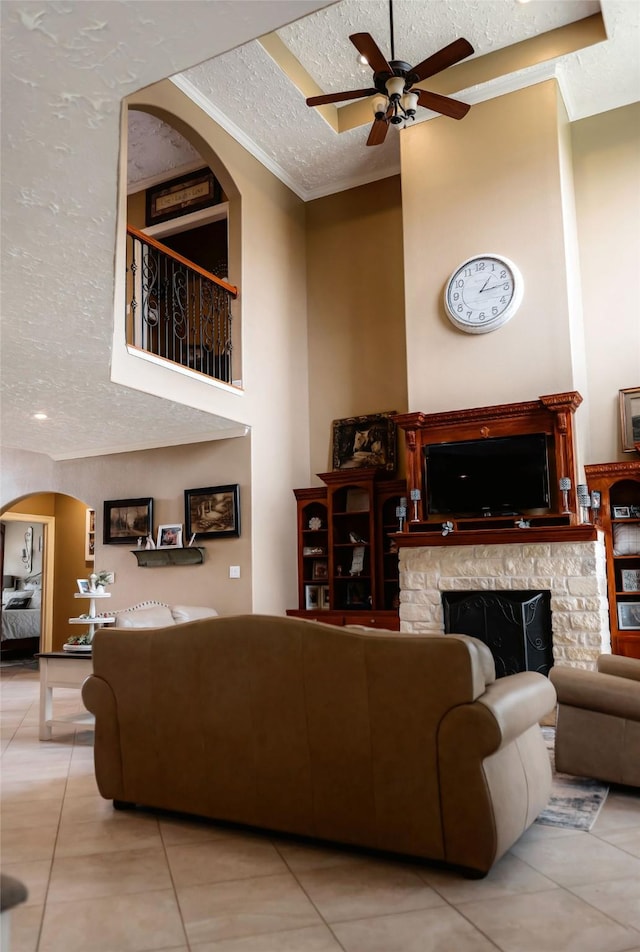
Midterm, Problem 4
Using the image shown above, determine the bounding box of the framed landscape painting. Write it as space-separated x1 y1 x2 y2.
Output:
184 484 240 539
103 497 153 545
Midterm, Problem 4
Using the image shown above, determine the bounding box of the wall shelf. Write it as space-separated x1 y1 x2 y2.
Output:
131 547 206 567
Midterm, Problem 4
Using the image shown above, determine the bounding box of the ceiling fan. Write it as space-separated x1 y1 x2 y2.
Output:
306 0 474 146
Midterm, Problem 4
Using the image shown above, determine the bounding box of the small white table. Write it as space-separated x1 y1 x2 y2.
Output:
37 652 94 741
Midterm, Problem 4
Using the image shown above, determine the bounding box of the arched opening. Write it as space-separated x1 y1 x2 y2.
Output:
1 494 94 657
124 104 242 387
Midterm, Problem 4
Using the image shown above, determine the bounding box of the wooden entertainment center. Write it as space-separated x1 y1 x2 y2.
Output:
289 392 639 655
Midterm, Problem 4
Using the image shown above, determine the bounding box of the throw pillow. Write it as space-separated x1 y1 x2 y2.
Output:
613 523 640 556
170 605 218 624
5 595 32 610
115 605 175 628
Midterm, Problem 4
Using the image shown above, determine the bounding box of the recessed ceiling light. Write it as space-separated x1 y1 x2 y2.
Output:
33 412 48 420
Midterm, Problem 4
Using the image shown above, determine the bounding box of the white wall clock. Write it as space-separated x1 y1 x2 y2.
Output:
444 253 524 334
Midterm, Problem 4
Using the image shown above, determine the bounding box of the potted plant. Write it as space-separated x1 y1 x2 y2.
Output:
90 571 114 594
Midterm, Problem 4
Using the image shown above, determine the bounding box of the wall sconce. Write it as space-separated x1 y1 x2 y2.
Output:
21 526 33 573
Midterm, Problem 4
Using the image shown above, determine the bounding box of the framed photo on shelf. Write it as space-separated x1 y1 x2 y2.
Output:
184 484 240 539
305 584 321 610
312 560 328 580
613 506 631 518
331 411 397 473
157 524 183 549
621 569 640 592
76 579 91 595
619 387 640 453
319 586 330 610
103 497 153 545
617 601 640 630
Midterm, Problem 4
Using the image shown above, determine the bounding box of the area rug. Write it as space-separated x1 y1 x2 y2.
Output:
535 727 609 832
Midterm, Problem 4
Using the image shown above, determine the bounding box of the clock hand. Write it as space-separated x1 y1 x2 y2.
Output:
479 277 491 293
479 284 506 293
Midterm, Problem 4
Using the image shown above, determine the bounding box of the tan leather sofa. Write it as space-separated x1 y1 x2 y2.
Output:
550 654 640 787
82 615 556 877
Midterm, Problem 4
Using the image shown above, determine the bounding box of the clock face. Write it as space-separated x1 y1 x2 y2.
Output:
444 254 523 334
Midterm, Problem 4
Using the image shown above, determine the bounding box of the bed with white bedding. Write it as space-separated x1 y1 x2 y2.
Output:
1 574 41 657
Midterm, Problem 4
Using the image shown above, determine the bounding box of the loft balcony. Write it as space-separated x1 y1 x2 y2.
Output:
126 225 238 385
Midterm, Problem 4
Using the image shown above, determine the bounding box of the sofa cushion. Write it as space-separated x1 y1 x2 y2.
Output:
116 605 176 628
171 605 218 624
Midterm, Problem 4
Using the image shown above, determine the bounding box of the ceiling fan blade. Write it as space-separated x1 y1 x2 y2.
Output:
350 33 392 75
306 87 378 107
366 118 390 147
416 89 470 120
410 38 474 83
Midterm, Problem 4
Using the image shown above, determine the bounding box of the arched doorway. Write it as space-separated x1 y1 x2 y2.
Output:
1 493 92 656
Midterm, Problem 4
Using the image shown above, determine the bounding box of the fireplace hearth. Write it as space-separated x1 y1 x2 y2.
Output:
442 590 553 677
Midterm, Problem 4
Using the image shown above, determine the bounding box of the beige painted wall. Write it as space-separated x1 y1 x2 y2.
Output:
572 102 640 463
2 88 638 626
401 80 577 416
305 176 408 482
119 81 311 613
1 437 253 635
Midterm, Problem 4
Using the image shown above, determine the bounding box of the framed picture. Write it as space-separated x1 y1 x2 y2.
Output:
157 524 183 549
305 584 321 610
319 585 330 609
103 497 153 545
331 411 397 473
146 168 221 226
346 580 370 609
619 387 640 453
621 569 640 592
85 508 95 562
312 560 328 580
617 601 640 630
76 579 91 594
184 484 240 539
613 506 631 519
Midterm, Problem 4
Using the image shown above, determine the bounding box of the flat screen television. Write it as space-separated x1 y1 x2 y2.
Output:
424 433 550 516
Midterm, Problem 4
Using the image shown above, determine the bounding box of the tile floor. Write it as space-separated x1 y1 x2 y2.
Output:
2 662 640 952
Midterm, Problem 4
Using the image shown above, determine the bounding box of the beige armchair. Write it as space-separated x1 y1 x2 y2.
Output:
550 655 640 787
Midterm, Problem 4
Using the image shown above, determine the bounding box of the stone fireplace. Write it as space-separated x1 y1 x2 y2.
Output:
399 536 610 669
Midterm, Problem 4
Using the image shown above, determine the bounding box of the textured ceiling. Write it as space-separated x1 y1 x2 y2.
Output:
2 0 639 464
168 0 638 199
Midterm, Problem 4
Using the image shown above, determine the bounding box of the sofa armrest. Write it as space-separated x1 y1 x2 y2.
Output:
597 654 640 683
82 676 125 798
550 666 640 721
477 672 557 747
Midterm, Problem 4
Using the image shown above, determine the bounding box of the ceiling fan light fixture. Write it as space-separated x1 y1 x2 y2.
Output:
372 95 388 118
385 75 405 100
401 91 419 117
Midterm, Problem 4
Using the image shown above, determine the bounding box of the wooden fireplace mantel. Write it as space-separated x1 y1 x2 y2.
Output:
391 522 598 549
393 392 583 529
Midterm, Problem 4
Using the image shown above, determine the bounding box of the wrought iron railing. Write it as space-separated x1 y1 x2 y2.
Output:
126 226 238 384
